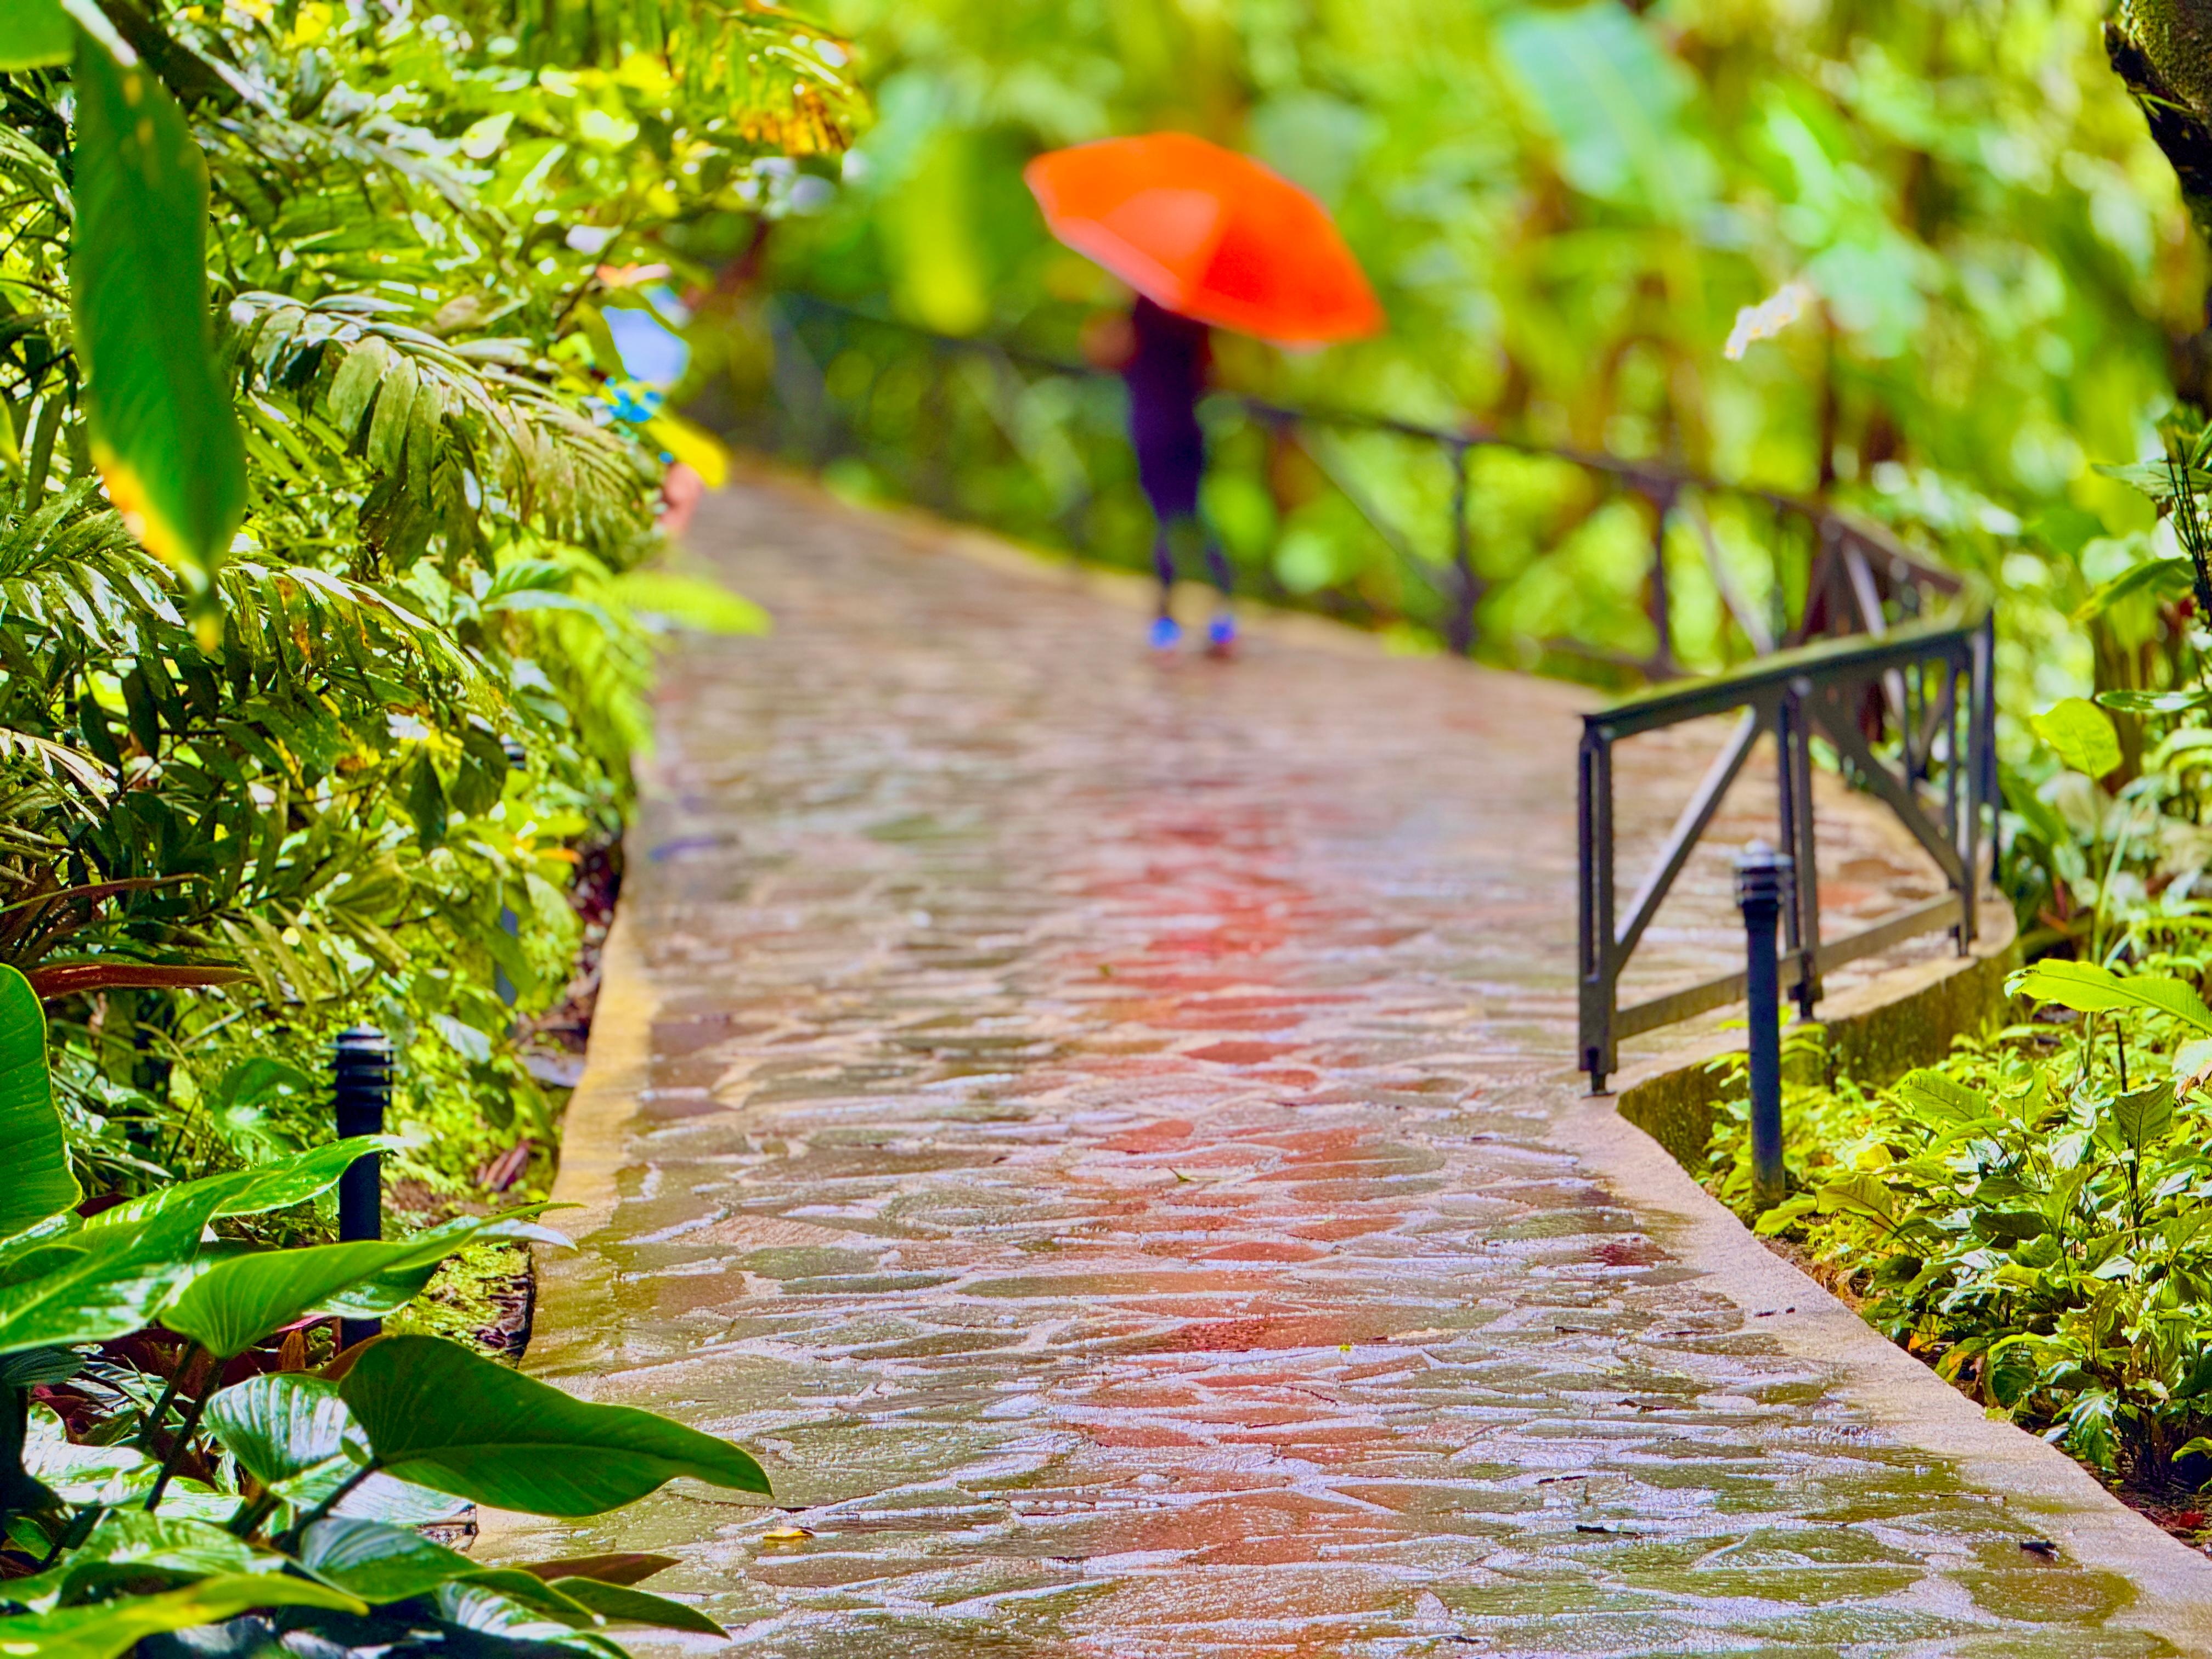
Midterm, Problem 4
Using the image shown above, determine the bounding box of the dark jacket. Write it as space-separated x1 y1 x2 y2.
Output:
1121 296 1209 521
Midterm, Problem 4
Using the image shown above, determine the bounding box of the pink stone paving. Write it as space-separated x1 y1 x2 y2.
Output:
509 479 2162 1656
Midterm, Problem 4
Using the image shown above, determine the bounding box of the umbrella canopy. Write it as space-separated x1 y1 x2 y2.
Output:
1024 133 1384 346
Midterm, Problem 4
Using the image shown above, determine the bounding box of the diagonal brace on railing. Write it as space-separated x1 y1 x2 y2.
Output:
1578 613 1995 1092
1612 708 1761 967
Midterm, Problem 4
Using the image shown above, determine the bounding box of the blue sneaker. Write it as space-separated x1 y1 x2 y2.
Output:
1149 614 1183 651
1205 613 1237 658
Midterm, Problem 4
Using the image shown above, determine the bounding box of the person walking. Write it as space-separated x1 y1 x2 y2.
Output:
1110 296 1236 654
1024 132 1385 653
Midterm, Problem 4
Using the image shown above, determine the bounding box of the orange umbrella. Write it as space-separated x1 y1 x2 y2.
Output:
1024 133 1384 346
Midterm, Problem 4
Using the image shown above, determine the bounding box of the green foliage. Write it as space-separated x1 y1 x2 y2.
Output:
0 964 77 1236
0 0 73 72
0 1023 764 1656
2008 958 2212 1032
1706 974 2212 1486
340 1335 769 1514
0 0 856 1232
69 30 244 585
0 1573 366 1659
730 0 2194 693
2030 698 2124 780
202 1373 356 1496
0 5 827 1645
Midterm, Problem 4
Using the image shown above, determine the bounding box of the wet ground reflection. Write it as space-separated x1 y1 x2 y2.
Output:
511 484 2163 1656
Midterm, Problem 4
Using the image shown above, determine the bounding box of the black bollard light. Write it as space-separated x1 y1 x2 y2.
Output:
494 736 527 1008
333 1026 393 1350
1734 841 1793 1213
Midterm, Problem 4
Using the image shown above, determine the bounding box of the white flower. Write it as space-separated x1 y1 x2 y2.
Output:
1725 280 1816 361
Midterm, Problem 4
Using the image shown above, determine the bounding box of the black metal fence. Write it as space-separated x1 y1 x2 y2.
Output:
731 290 1998 1081
1577 611 1997 1091
735 291 1968 673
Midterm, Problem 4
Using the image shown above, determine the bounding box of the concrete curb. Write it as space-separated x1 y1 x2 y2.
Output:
1556 924 2212 1650
472 911 659 1562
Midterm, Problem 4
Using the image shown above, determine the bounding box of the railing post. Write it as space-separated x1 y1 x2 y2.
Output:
494 737 526 1007
1447 440 1479 657
1735 842 1793 1211
1970 611 1997 898
1779 680 1821 1018
1644 483 1677 676
1579 722 1616 1092
334 1026 393 1350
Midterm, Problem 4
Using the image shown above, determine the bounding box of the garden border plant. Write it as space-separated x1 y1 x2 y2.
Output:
0 0 857 1239
0 957 779 1657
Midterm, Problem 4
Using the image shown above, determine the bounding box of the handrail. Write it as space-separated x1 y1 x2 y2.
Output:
734 290 1999 1082
743 290 1967 673
1577 606 1996 1091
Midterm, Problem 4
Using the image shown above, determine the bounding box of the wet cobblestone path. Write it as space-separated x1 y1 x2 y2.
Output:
510 482 2169 1656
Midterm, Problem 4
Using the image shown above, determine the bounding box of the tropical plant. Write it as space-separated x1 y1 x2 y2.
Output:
710 0 2195 704
1702 954 2212 1486
0 963 770 1654
0 0 856 1216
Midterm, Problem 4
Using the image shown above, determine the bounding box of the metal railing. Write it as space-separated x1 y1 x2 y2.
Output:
1577 609 1996 1092
735 291 1966 672
732 291 2001 1083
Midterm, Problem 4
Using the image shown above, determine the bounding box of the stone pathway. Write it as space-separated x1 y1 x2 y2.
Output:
502 480 2188 1656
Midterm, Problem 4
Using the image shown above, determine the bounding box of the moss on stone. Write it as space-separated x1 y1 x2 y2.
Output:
1616 943 2018 1177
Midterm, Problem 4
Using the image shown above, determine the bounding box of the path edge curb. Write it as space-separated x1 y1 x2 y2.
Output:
473 901 659 1563
1553 913 2212 1647
501 898 658 1391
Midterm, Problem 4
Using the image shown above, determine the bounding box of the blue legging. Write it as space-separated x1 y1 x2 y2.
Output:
1153 517 1233 614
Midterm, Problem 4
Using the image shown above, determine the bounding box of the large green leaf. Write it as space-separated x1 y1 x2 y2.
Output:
0 1573 363 1659
2073 555 2196 622
450 1568 601 1626
0 1513 267 1613
610 569 769 636
87 1140 387 1230
300 1517 478 1604
163 1222 529 1358
1814 1173 1931 1243
1495 1 1708 219
549 1576 726 1635
1891 1068 1995 1127
341 1336 770 1516
516 1553 679 1586
202 1372 360 1492
0 0 71 70
0 964 79 1239
2029 697 2123 779
201 1377 469 1523
2112 1084 2177 1157
2007 960 2212 1035
19 1402 155 1505
70 28 246 582
221 1138 398 1217
0 1175 244 1355
315 1210 568 1321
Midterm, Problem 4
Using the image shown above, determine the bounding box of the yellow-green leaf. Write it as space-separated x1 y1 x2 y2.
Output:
2029 697 2121 779
0 964 78 1239
611 569 769 635
2007 959 2212 1035
71 30 246 582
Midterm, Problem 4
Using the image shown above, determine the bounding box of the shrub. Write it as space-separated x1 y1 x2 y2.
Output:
0 0 857 1206
0 963 772 1653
